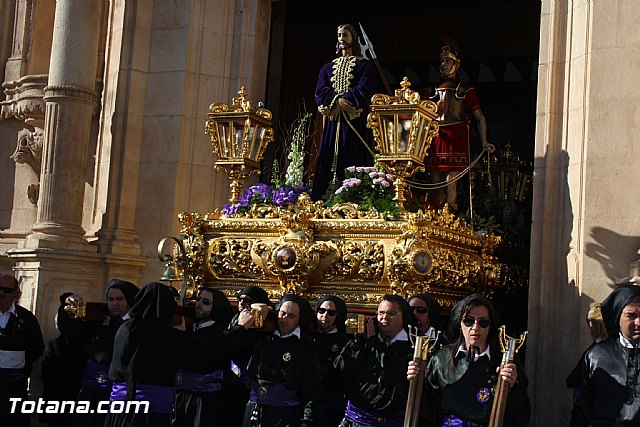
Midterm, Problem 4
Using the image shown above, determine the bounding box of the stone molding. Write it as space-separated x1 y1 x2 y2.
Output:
43 84 98 106
1 74 48 121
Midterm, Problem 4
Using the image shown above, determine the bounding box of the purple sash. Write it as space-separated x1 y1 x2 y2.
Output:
345 400 404 427
176 369 223 392
110 381 174 414
249 382 300 407
443 415 486 427
82 359 113 390
0 367 24 382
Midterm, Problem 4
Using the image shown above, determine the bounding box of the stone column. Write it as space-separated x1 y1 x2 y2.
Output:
26 0 101 251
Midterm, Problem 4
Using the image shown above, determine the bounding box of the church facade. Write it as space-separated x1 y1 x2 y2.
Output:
1 1 638 425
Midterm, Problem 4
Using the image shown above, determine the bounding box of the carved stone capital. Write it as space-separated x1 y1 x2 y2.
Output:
1 74 47 122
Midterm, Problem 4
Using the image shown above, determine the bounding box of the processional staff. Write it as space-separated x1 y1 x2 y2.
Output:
403 326 439 427
488 326 528 427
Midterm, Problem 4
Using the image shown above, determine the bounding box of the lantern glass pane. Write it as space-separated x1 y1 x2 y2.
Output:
232 121 245 157
381 116 392 153
398 116 412 153
248 124 260 160
414 118 428 156
218 123 230 157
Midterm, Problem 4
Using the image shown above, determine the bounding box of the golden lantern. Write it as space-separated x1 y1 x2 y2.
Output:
367 77 439 210
205 87 274 204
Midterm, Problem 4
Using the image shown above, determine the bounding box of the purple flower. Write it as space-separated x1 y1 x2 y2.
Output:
272 186 302 206
222 203 240 216
342 178 361 188
238 189 252 206
249 183 273 202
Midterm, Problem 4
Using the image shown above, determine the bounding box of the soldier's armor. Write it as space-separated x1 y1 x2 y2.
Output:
431 81 474 126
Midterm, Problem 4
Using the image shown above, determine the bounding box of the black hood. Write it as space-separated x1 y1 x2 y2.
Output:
128 282 177 322
202 287 233 327
106 279 139 308
601 284 640 338
276 294 312 334
237 285 272 306
409 293 443 331
316 295 348 333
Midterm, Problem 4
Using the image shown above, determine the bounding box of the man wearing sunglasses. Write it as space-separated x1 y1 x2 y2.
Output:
0 274 44 427
174 288 234 427
335 294 415 427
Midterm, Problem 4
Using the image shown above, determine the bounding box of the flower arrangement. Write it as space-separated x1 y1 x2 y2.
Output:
326 165 401 218
221 113 311 217
221 183 306 216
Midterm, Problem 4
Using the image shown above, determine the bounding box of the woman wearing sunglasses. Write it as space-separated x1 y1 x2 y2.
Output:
407 293 530 426
408 294 444 338
314 295 351 426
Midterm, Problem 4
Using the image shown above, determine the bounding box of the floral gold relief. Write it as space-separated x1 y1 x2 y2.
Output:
177 199 506 309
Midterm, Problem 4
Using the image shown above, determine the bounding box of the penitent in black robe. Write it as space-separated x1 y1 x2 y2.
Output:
313 330 351 426
582 338 640 424
104 283 246 427
244 331 322 426
334 334 413 424
426 343 530 426
173 320 230 427
55 300 123 427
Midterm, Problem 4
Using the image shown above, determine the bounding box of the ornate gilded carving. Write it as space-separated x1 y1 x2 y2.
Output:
207 238 267 279
323 240 385 282
176 196 507 309
254 208 334 294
